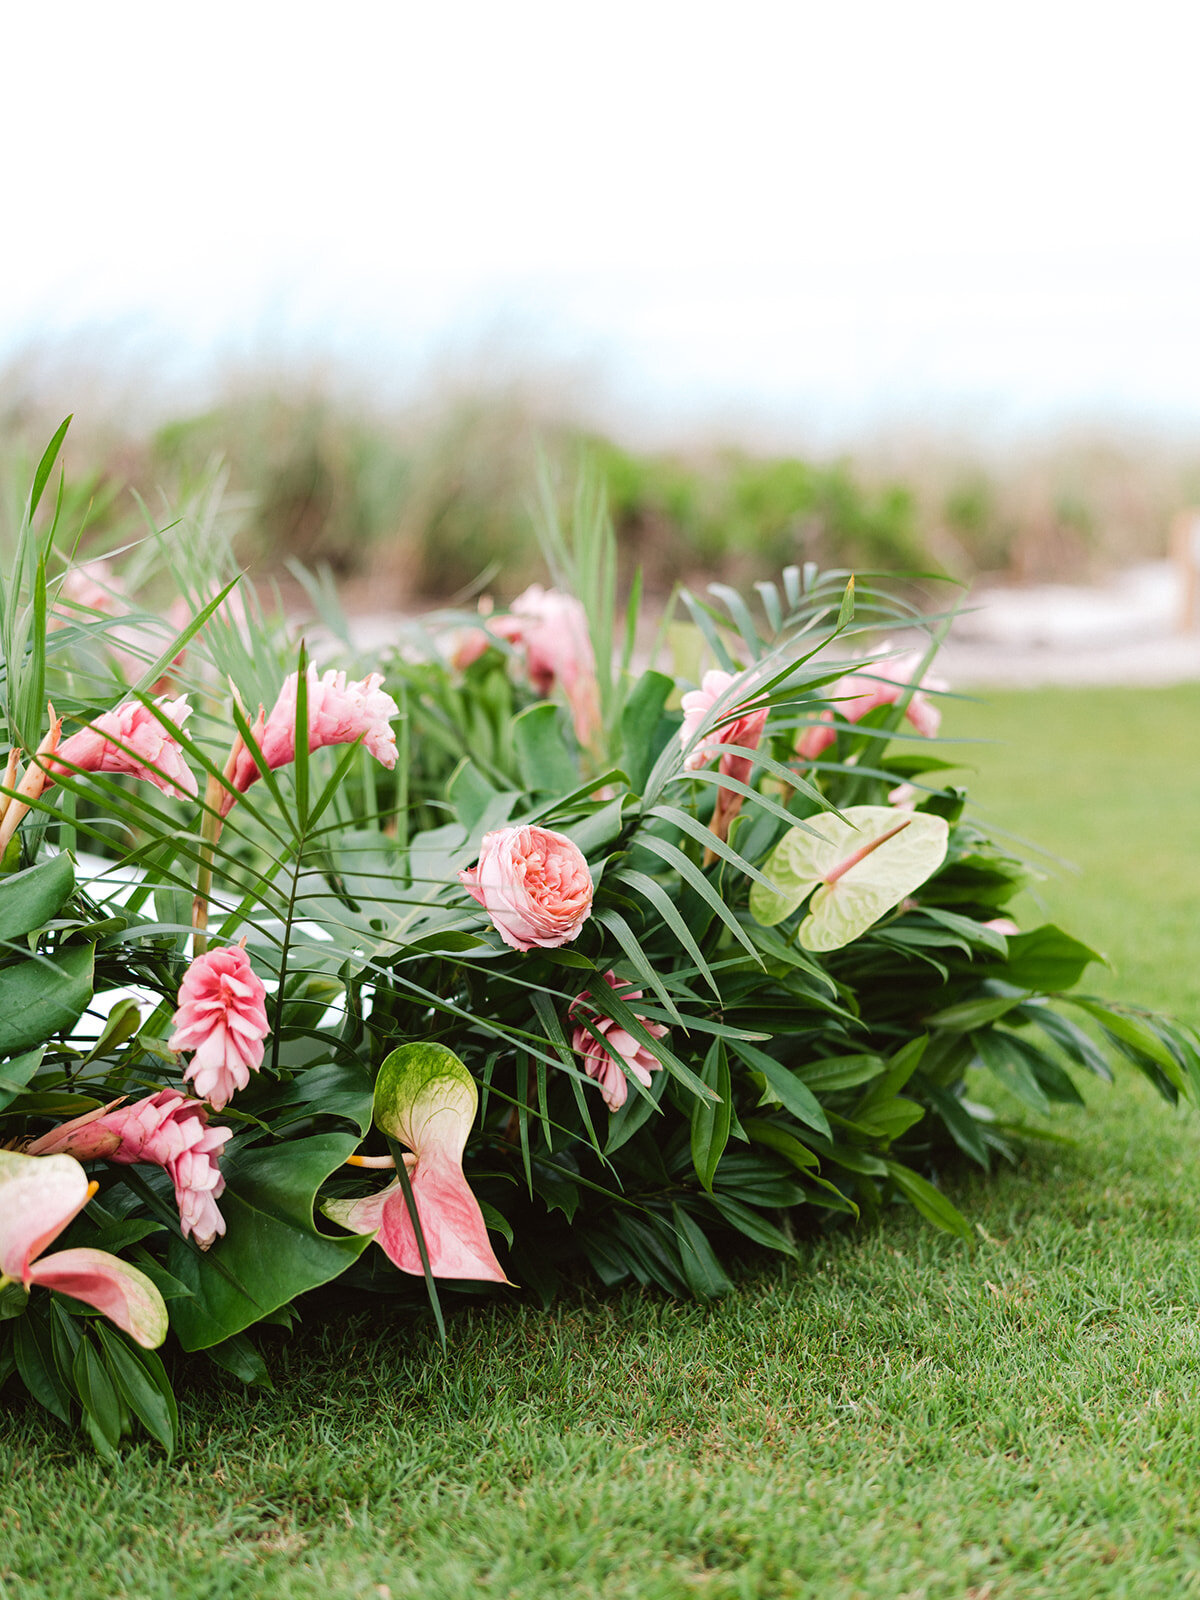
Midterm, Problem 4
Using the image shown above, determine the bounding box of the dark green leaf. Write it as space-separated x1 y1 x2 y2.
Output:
72 1337 123 1455
167 1134 371 1351
884 1160 973 1241
513 703 579 793
690 1040 732 1192
0 854 74 942
671 1204 733 1299
1004 925 1103 991
732 1040 831 1137
96 1326 177 1453
0 944 94 1055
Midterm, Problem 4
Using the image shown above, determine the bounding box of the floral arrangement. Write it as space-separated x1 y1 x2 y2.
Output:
2 426 1197 1455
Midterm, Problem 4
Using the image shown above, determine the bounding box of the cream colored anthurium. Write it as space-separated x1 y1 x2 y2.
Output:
324 1043 510 1284
0 1149 168 1348
749 805 949 951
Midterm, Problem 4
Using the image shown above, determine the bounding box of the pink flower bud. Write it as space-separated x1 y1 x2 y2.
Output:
46 695 196 799
568 971 668 1112
678 668 769 843
459 825 593 952
679 669 770 777
448 613 524 672
796 651 946 762
168 943 270 1110
222 664 398 815
509 585 601 747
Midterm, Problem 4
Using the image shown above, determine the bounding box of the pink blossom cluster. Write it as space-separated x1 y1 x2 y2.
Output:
31 1090 232 1249
452 586 601 747
569 971 667 1112
796 652 945 762
48 695 197 799
169 944 270 1110
678 667 770 844
222 665 399 815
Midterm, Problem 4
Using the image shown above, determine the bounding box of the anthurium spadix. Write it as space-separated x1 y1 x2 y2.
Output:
0 1149 168 1347
749 805 950 951
324 1043 510 1284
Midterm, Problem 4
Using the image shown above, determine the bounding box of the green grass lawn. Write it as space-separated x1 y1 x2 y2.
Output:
4 686 1200 1600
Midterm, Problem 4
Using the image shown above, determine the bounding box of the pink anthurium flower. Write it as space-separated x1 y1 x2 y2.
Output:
221 664 399 816
168 941 270 1110
324 1042 509 1284
0 1150 168 1348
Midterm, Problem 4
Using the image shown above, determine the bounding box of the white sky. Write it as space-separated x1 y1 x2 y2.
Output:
4 0 1200 444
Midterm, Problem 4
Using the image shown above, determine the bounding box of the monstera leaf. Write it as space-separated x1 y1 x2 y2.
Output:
167 1133 371 1351
750 805 950 951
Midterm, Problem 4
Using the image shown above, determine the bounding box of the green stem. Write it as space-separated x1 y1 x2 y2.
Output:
192 771 227 958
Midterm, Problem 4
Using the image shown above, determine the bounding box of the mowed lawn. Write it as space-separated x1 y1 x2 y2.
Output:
4 685 1200 1600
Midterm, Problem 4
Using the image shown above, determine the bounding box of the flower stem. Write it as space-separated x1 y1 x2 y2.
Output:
191 773 227 958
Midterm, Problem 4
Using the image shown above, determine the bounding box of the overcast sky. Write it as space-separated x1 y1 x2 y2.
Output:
5 1 1200 445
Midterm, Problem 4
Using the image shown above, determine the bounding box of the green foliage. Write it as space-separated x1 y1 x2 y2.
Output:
0 426 1195 1457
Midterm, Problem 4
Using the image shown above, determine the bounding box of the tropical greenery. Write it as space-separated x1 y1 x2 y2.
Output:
0 424 1196 1471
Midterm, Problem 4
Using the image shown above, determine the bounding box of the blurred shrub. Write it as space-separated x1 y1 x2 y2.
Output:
2 377 1192 601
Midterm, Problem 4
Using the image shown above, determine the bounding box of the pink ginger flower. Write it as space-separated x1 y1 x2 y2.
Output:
459 824 594 952
168 943 270 1111
222 664 398 816
569 971 668 1112
448 612 525 672
52 562 184 685
53 559 127 622
47 694 197 799
796 651 946 762
30 1090 232 1250
0 1150 168 1348
678 668 770 844
509 584 602 747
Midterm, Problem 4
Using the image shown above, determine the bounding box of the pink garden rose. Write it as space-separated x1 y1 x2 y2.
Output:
678 668 770 844
569 971 668 1112
796 651 946 762
222 664 399 815
31 1090 232 1250
0 1150 167 1347
459 825 594 951
509 585 602 747
47 695 197 799
168 943 270 1110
